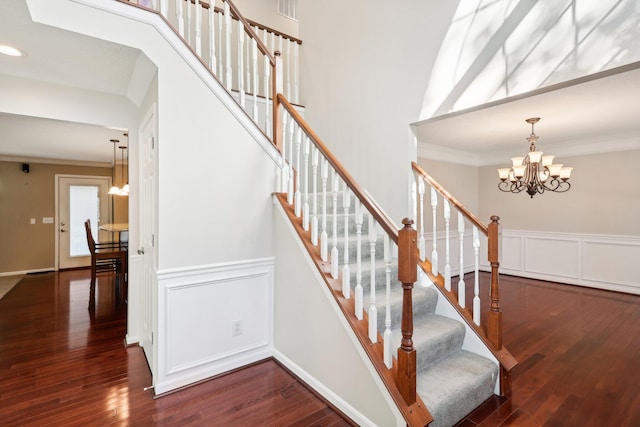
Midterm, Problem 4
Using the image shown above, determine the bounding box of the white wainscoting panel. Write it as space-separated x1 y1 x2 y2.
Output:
154 258 274 394
495 230 640 295
524 237 580 279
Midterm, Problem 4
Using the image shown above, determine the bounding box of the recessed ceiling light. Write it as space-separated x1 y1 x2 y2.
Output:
0 45 24 57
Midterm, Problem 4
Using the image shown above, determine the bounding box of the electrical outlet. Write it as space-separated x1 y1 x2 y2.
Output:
231 320 242 337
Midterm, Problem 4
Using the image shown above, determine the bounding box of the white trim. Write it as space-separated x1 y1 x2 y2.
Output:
273 350 377 427
0 155 111 168
0 268 54 277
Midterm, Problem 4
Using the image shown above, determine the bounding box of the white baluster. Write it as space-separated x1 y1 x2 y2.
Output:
418 177 425 260
160 0 168 16
195 0 202 56
444 199 452 291
263 28 271 138
186 0 192 45
431 187 439 275
237 20 245 108
176 0 184 38
286 117 294 204
246 31 251 100
473 226 481 326
342 186 351 299
285 38 291 100
320 158 329 262
368 214 378 343
311 146 319 246
217 11 223 77
383 234 392 369
458 212 465 308
281 114 289 195
252 38 258 121
224 2 232 88
293 42 299 104
302 135 310 231
208 5 216 72
354 200 363 320
330 170 339 279
294 127 302 217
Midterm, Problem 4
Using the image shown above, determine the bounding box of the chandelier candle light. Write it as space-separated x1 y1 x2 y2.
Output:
497 117 573 198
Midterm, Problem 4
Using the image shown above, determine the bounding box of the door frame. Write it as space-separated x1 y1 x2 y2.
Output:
54 174 112 271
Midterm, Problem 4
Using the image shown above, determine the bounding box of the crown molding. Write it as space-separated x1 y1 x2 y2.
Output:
0 155 111 168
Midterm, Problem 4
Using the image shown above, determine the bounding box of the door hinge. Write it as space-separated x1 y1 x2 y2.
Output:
151 136 155 150
151 332 154 344
152 234 155 247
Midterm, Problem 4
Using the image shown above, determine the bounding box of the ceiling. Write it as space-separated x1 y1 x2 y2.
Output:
1 0 639 167
0 0 140 166
414 63 640 165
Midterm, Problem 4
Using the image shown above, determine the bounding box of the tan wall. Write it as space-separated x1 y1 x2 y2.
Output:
418 150 640 236
478 149 640 235
0 161 115 273
417 158 480 216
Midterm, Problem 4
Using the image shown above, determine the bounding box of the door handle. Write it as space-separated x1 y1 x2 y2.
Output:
137 247 145 255
60 222 66 226
60 229 67 233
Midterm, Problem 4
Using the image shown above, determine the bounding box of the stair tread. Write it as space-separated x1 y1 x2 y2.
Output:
416 350 498 427
391 314 465 369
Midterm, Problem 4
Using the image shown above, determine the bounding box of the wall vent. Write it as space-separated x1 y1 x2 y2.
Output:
278 0 298 20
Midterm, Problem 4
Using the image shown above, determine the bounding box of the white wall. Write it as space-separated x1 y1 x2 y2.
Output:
297 0 458 223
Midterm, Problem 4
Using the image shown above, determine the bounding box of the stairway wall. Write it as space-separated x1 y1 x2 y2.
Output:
273 202 405 427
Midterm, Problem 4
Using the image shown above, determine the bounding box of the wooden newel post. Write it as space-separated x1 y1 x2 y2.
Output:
397 218 417 405
272 51 283 152
487 215 502 350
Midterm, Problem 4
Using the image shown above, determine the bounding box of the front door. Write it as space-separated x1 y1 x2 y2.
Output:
57 176 111 270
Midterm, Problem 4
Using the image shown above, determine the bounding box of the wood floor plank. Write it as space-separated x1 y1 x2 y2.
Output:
0 270 353 426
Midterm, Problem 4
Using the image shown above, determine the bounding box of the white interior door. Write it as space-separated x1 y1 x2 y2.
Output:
139 107 157 381
57 176 111 269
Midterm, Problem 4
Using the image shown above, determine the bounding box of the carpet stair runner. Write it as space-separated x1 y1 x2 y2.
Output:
323 195 497 427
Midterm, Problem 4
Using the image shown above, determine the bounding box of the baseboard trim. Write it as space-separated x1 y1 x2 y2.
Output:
0 268 55 277
273 349 376 427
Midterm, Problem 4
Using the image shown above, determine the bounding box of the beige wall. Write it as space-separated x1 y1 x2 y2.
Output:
479 149 640 235
418 149 640 236
417 158 480 216
0 161 113 273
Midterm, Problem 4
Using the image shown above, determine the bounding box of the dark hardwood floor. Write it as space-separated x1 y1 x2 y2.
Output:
455 273 640 427
0 270 352 426
1 270 639 426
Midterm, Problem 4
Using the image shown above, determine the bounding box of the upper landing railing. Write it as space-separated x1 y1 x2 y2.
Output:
124 0 301 143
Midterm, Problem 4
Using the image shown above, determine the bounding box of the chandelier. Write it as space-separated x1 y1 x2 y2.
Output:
108 134 129 196
497 117 572 198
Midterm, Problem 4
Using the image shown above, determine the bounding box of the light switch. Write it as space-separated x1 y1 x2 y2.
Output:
42 217 54 224
30 218 36 225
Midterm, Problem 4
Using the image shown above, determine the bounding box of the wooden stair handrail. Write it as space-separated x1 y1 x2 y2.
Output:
278 94 399 244
412 161 487 235
223 0 276 66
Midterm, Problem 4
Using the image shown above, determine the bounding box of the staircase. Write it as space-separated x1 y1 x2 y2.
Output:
109 1 515 425
325 197 498 427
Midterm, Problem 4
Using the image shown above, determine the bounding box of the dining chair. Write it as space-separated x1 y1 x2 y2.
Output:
84 220 127 308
